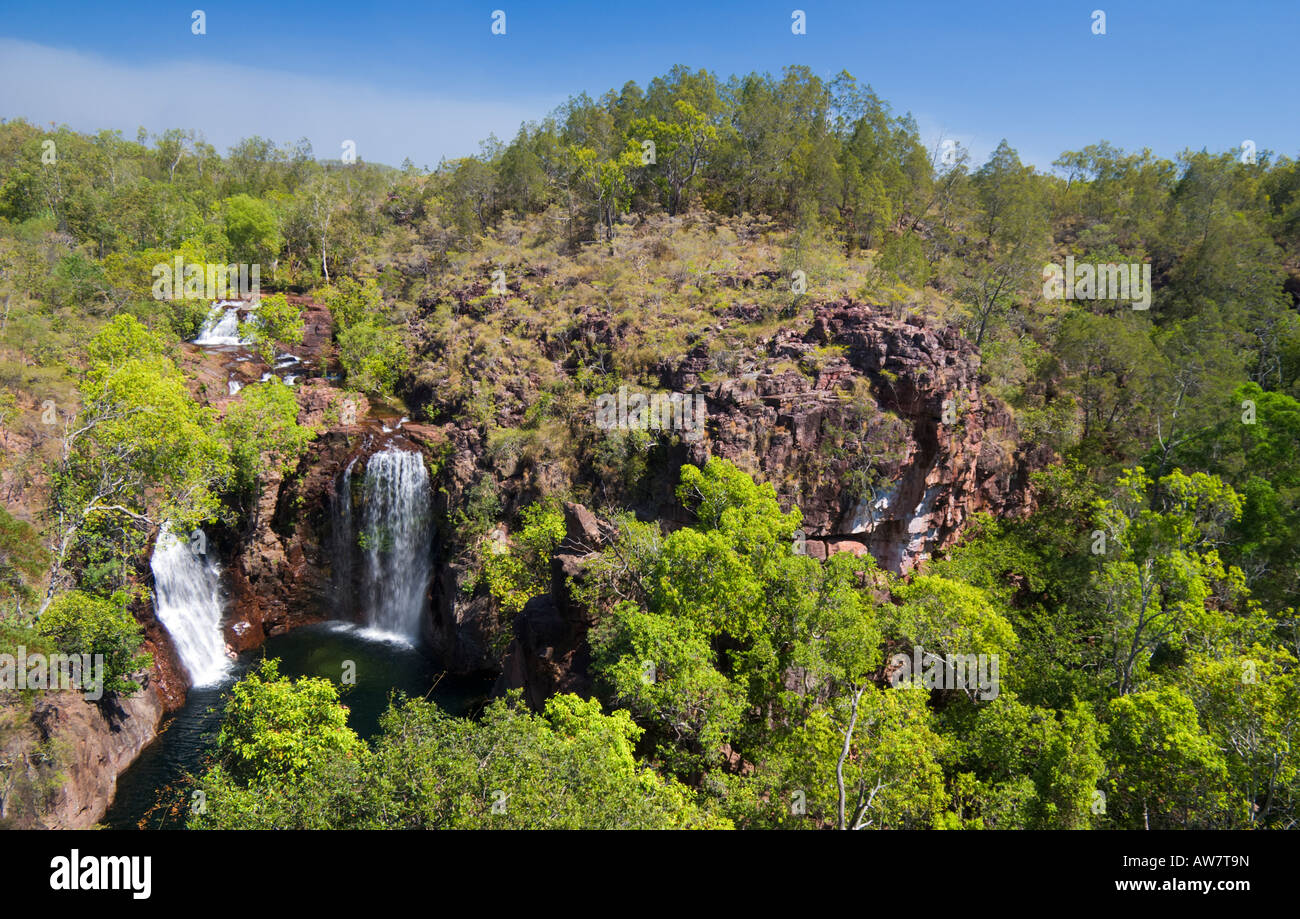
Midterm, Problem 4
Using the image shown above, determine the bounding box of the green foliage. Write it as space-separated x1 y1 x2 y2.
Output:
47 315 229 597
1090 467 1245 695
344 692 727 828
219 380 317 499
592 600 746 777
778 682 953 829
1183 648 1300 827
588 459 902 825
335 319 406 397
452 475 502 543
209 658 362 787
36 590 151 695
239 292 303 363
193 685 726 829
0 508 49 615
84 313 168 365
960 692 1106 828
891 574 1019 666
1104 686 1231 829
320 276 382 332
478 499 566 617
1162 381 1300 611
223 193 281 265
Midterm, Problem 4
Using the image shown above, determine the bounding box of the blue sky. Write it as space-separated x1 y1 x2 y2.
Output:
1 0 1296 171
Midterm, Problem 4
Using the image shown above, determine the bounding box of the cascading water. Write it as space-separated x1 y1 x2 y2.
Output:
193 300 251 346
330 455 361 621
354 446 433 644
149 527 231 687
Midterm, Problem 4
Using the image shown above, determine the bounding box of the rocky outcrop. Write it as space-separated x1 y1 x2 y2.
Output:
0 683 164 829
421 295 1047 679
658 299 1046 571
225 399 374 649
493 503 605 707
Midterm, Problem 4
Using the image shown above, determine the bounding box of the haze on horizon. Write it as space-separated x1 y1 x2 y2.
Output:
1 0 1297 172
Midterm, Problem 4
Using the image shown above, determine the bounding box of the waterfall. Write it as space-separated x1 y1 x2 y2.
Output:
149 527 230 687
193 301 250 346
356 447 433 643
330 455 361 621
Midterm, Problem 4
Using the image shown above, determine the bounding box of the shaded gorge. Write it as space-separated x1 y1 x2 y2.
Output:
104 622 491 830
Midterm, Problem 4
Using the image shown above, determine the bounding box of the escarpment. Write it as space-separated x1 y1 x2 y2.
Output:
661 299 1047 571
404 289 1049 683
104 286 1047 784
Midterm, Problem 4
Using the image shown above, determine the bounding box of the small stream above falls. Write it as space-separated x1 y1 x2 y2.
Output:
189 299 317 390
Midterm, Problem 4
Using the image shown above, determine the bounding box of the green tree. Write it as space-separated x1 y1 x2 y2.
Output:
1104 686 1231 828
219 380 317 504
193 684 726 829
629 100 718 215
571 144 641 253
208 658 362 787
319 276 381 332
477 500 566 617
1090 467 1243 695
44 316 229 606
37 590 151 695
335 319 406 397
0 507 50 616
962 692 1106 828
239 292 303 363
223 193 281 266
1183 648 1300 828
961 140 1049 346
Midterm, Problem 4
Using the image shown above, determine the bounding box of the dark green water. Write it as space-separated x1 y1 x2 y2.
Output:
102 622 491 830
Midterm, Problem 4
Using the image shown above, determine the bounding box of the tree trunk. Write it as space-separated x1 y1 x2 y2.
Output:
836 685 866 830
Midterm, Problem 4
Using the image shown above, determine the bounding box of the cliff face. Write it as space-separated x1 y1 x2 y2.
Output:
224 383 377 651
661 300 1044 572
493 503 604 707
0 683 163 829
425 297 1047 682
157 295 1044 704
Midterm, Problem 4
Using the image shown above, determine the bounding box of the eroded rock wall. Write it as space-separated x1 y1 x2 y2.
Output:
1 684 163 829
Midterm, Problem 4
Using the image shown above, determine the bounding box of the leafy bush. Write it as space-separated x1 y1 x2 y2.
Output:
239 293 303 363
336 318 406 396
478 499 566 617
36 590 151 695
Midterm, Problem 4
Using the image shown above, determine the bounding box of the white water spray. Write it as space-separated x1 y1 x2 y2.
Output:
193 301 252 346
357 447 433 643
149 527 230 686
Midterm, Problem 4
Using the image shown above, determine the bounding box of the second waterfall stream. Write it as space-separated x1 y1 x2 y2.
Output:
149 527 231 687
344 445 434 644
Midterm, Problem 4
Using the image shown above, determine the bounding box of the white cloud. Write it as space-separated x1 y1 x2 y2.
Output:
0 37 560 167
